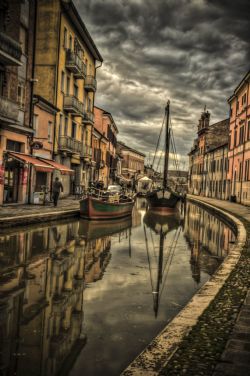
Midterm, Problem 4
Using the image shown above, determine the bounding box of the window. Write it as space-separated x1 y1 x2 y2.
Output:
73 80 78 97
242 93 247 106
248 121 250 140
63 27 68 48
64 117 68 136
33 114 38 136
234 130 237 147
48 121 52 142
245 160 250 181
69 35 72 50
230 107 233 117
6 140 22 152
66 76 70 95
59 114 63 136
0 69 5 96
239 162 243 181
239 126 244 144
17 83 25 109
87 97 92 112
236 100 239 112
61 71 65 92
72 121 77 138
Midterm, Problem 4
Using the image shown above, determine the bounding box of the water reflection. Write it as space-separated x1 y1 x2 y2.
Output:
0 200 235 376
184 202 235 284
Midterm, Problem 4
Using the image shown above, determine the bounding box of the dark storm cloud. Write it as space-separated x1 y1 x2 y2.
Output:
75 0 250 165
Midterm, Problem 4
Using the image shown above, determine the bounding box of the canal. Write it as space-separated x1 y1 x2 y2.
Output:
0 199 235 376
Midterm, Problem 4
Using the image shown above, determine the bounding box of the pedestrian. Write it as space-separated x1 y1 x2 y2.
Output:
52 177 63 207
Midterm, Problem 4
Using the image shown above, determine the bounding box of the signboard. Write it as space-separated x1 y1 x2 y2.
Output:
0 161 4 185
33 191 45 204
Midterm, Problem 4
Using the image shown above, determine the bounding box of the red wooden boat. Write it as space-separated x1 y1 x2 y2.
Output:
80 195 134 220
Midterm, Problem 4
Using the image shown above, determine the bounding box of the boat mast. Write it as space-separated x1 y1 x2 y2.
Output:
163 100 170 189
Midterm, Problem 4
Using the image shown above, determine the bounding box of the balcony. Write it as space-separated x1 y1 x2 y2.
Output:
0 96 19 123
0 32 22 66
82 111 94 125
65 49 87 79
63 95 84 117
84 76 97 92
81 145 92 160
59 136 82 154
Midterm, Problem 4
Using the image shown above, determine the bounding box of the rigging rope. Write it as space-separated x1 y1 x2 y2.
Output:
152 113 166 169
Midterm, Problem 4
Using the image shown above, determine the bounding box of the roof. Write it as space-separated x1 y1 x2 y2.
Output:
61 0 103 62
117 141 146 157
228 70 250 103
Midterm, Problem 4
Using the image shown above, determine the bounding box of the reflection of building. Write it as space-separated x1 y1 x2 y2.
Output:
184 202 234 283
0 218 112 375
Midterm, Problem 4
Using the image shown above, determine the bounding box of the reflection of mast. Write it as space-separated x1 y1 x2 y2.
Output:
153 230 164 318
128 228 132 258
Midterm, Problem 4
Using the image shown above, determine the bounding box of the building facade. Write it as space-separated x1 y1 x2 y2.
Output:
94 106 119 187
0 0 35 205
34 0 103 196
227 71 250 205
188 109 229 199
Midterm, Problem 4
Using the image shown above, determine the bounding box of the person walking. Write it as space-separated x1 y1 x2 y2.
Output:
52 177 63 207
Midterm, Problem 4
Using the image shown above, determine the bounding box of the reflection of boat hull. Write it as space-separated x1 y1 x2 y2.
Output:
147 189 181 213
79 216 132 240
144 209 180 234
80 196 134 220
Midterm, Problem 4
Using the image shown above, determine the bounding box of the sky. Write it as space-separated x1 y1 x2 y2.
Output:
75 0 250 169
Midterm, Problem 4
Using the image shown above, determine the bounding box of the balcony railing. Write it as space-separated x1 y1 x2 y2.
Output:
0 32 22 65
82 111 94 125
81 145 92 159
84 76 97 92
65 49 87 79
63 95 84 117
58 136 82 154
0 96 19 122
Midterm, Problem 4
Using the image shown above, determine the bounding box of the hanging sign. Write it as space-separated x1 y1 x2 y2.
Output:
0 161 4 185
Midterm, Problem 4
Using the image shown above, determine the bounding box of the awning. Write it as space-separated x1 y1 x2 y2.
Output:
9 152 54 173
38 158 74 175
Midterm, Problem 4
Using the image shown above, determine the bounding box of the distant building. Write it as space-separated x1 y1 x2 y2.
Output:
117 141 145 185
227 71 250 205
94 106 118 187
188 109 229 199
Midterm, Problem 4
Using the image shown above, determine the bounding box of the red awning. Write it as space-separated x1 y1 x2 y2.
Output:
38 158 74 175
9 152 54 173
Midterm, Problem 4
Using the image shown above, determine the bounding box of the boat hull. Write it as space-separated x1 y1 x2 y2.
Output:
146 189 180 213
80 196 134 220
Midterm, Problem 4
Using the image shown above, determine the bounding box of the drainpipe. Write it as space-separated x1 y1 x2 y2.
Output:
239 80 249 203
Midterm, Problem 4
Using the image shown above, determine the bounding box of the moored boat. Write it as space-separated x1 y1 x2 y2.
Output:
80 194 134 220
147 101 182 212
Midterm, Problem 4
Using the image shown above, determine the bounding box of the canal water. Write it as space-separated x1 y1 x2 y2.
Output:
0 199 235 376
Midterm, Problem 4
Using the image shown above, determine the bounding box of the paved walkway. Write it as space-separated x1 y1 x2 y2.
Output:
0 197 80 228
189 195 250 376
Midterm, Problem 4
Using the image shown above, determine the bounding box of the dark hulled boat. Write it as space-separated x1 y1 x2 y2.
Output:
147 101 181 212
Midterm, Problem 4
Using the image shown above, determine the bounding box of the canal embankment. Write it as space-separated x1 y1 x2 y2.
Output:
0 198 79 229
122 195 250 376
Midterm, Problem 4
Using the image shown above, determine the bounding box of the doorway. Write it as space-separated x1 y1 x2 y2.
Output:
4 160 20 203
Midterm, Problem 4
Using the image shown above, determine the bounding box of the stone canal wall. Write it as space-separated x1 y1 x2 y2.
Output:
121 196 247 376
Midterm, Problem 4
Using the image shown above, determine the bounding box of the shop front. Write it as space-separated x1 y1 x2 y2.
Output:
1 152 74 205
